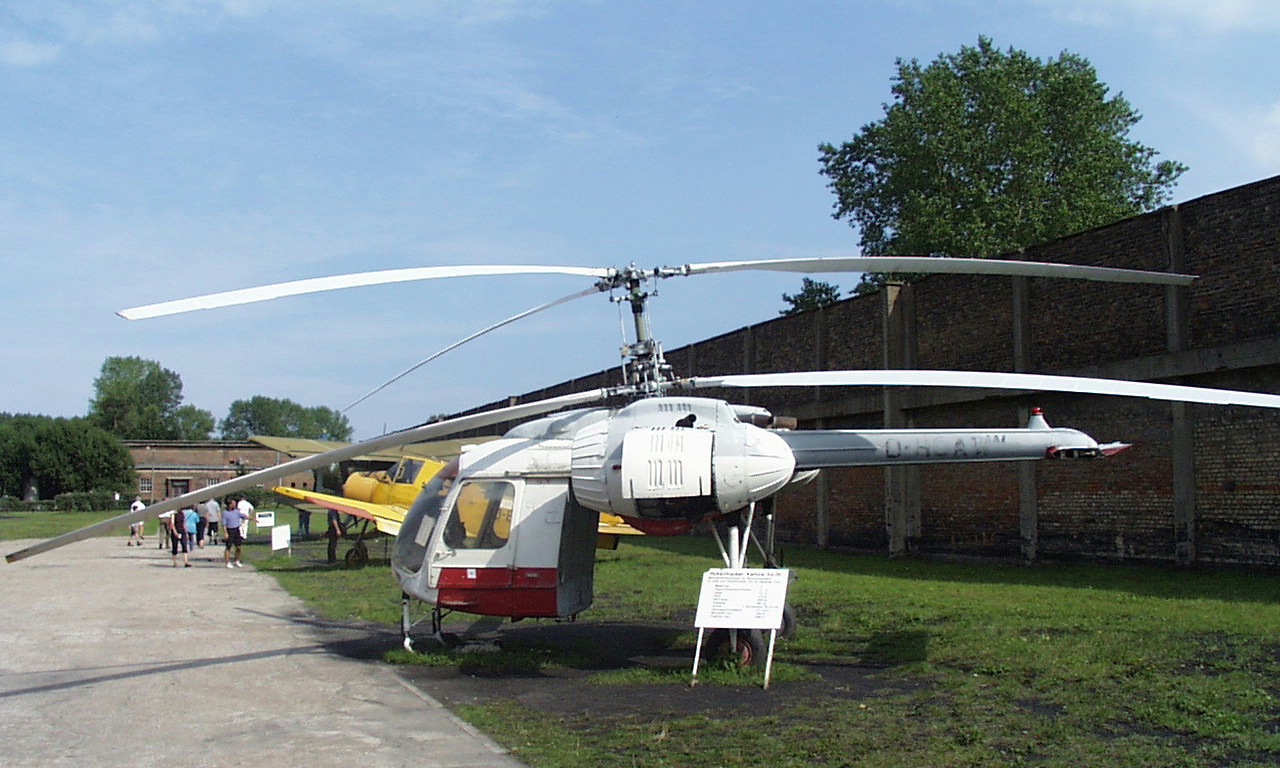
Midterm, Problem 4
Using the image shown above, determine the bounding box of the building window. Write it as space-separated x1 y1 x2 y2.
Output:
206 477 220 488
139 477 152 494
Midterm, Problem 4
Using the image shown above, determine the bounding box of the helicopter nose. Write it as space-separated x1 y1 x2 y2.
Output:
712 424 796 513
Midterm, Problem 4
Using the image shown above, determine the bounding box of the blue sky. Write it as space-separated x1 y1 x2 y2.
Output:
2 0 1277 440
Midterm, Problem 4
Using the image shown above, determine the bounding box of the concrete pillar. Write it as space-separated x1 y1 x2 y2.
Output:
814 307 830 549
882 283 920 555
1163 206 1196 566
1011 275 1039 562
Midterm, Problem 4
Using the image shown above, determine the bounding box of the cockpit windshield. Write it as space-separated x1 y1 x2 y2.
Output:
392 458 457 575
393 458 424 484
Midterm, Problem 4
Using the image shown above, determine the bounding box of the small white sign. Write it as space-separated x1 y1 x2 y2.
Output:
694 568 789 630
271 524 291 551
255 510 275 529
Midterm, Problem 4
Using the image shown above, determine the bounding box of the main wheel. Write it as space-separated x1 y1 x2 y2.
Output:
704 628 768 668
344 540 369 568
778 603 797 639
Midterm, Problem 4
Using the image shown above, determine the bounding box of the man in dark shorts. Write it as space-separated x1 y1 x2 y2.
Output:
222 498 248 568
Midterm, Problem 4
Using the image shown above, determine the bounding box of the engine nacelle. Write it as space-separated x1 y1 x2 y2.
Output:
570 397 796 520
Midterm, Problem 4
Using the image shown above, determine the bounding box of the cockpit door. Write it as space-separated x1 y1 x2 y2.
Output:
426 479 518 596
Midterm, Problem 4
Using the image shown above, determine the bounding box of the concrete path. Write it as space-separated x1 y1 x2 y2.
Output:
0 536 527 768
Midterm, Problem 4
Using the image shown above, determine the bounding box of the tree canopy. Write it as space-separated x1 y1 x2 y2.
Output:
219 396 353 441
87 356 215 440
780 278 844 315
0 413 135 499
818 36 1185 267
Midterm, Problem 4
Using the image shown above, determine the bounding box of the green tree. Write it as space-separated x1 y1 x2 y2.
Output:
220 396 352 441
0 415 38 498
174 404 217 440
86 356 214 439
0 413 135 499
818 37 1185 275
780 277 844 315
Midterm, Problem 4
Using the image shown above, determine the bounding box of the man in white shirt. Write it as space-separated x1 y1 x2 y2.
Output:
127 496 145 546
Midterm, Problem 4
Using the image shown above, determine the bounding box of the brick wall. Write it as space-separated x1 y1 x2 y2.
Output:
465 174 1280 568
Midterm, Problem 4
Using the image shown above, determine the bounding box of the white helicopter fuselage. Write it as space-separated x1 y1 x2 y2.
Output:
390 396 802 619
389 396 1119 621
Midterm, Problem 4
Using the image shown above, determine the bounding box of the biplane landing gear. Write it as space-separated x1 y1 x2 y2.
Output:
338 515 376 568
343 540 369 568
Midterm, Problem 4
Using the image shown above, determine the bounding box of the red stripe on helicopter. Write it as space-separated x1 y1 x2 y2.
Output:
435 567 560 617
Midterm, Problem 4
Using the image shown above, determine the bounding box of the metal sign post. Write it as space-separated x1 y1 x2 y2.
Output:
691 568 789 689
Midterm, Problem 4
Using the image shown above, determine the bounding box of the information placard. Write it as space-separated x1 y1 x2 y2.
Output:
694 568 789 630
271 523 291 552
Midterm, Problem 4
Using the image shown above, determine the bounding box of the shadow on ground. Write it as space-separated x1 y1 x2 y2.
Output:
293 610 929 721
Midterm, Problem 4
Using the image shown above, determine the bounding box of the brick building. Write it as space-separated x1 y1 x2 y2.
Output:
124 439 315 503
461 174 1280 569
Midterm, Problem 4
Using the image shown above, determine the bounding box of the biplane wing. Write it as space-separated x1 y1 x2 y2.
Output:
273 484 641 542
273 486 407 536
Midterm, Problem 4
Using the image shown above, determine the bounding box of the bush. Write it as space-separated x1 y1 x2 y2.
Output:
53 491 129 512
239 486 272 508
0 496 56 512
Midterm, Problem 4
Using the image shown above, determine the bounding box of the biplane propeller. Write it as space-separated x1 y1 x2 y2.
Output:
11 256 1280 665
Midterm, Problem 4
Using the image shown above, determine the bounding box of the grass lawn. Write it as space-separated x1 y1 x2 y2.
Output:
6 515 1277 767
0 509 130 541
244 533 1280 768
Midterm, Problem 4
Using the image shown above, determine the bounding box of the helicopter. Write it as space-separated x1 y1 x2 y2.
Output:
12 256 1280 665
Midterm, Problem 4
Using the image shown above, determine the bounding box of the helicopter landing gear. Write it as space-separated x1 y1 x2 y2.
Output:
703 628 768 668
400 597 460 652
702 501 796 668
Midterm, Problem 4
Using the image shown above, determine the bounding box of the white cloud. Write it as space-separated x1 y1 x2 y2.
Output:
1028 0 1280 36
1172 91 1280 179
1252 103 1280 165
0 38 61 66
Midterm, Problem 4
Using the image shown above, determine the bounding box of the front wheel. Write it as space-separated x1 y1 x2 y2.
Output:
704 628 767 668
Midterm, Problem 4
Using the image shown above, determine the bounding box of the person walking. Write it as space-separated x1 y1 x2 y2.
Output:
182 506 198 553
164 510 190 568
127 496 145 546
203 497 221 545
222 498 249 568
195 501 208 548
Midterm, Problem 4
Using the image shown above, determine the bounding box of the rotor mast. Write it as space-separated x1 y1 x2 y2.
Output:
602 264 685 395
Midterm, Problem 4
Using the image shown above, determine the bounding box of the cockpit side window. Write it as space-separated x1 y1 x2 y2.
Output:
392 458 458 574
443 480 515 550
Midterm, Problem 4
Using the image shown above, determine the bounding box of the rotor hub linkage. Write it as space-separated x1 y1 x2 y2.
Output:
598 264 688 395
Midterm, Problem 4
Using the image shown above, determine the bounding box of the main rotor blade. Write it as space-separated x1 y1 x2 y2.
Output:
680 256 1196 286
344 284 603 412
4 386 620 563
118 264 612 320
685 369 1280 409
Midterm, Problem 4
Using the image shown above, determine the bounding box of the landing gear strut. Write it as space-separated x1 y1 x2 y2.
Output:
701 501 796 667
400 596 460 652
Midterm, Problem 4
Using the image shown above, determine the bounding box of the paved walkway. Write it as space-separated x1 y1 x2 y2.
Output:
0 536 527 768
